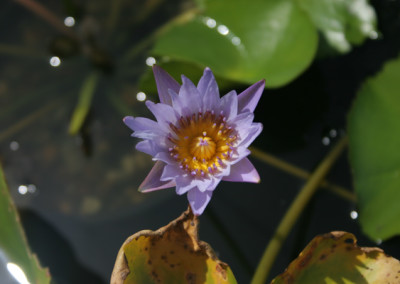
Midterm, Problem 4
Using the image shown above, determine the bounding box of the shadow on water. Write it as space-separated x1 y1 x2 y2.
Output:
19 209 105 284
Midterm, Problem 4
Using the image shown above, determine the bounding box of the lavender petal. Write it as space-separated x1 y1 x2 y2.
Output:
237 79 265 113
187 188 213 216
145 101 178 130
220 90 238 121
222 157 260 183
139 161 176 192
197 68 219 110
153 65 180 106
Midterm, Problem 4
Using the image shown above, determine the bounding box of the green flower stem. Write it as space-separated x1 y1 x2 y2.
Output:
250 146 356 202
68 72 99 135
251 136 348 284
13 0 75 38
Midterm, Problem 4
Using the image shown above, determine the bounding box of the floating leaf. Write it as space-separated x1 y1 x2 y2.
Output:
111 208 237 284
348 55 400 241
0 166 50 284
271 231 400 283
297 0 377 53
152 0 318 87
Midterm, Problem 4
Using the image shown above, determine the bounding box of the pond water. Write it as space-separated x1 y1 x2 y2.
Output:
1 0 400 283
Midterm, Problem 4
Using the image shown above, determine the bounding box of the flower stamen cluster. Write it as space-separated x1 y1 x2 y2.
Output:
168 110 238 178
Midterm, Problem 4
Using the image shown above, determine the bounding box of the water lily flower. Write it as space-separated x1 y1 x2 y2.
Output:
124 66 264 215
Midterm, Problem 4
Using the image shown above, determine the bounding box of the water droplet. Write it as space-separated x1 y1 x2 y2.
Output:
231 36 241 46
145 57 156 66
49 56 61 67
350 210 358 220
205 17 216 28
369 30 378 40
9 141 19 151
136 92 146 101
329 129 337 138
64 16 75 27
18 185 28 195
217 25 229 35
322 136 330 146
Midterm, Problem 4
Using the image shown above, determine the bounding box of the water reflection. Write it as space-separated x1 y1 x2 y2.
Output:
6 263 30 284
350 210 358 220
64 16 75 27
217 25 229 36
136 92 146 102
145 57 156 66
17 184 36 195
49 56 61 67
9 141 19 151
322 136 330 146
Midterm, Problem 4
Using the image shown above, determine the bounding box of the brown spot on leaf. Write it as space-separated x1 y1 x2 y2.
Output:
186 272 196 284
344 238 354 244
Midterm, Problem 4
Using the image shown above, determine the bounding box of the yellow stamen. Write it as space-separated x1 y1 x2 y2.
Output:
169 111 237 177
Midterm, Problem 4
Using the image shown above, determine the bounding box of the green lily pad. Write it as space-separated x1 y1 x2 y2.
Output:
297 0 377 53
152 0 318 87
271 231 400 283
348 55 400 241
111 207 237 284
0 166 50 284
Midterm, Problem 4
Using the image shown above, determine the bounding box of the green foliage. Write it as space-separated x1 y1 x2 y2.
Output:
271 231 400 283
111 208 237 284
297 0 377 53
152 0 318 87
0 166 50 284
68 72 99 135
348 55 400 241
147 0 377 88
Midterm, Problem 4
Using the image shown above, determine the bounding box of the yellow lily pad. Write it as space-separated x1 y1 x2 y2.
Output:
271 231 400 284
111 208 237 284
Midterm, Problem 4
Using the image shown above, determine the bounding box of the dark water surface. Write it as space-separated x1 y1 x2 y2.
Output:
1 0 400 283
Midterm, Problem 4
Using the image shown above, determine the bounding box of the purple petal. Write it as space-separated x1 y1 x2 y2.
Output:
175 175 195 195
220 90 238 121
197 68 219 110
187 188 213 216
123 116 165 140
152 65 180 106
135 140 160 157
222 157 260 183
177 75 203 116
238 123 263 148
237 80 265 113
160 164 181 181
139 161 176 192
145 101 178 130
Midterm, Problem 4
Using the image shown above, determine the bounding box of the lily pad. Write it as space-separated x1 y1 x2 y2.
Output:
271 231 400 283
152 0 318 87
348 55 400 241
0 166 50 284
297 0 377 53
111 207 237 284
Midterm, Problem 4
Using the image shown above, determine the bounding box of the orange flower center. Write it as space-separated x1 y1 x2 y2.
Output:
168 111 237 177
